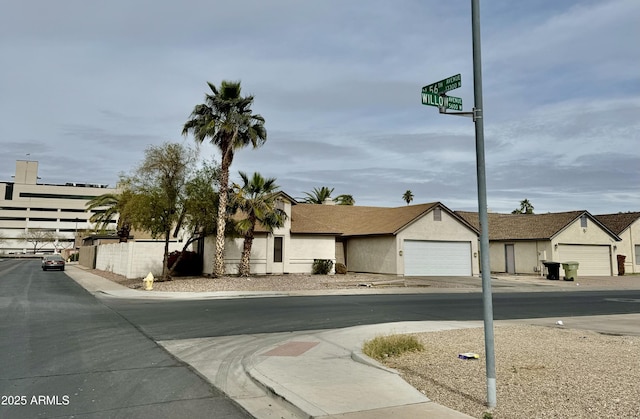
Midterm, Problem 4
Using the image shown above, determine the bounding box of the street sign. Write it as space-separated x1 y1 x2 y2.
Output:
422 74 461 94
421 91 444 107
421 92 463 111
445 95 463 111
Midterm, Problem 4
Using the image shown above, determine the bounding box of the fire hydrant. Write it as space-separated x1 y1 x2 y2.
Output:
143 272 154 290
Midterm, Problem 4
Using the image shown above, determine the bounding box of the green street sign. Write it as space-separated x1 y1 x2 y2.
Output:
422 74 461 94
445 96 463 111
422 93 463 111
421 91 444 107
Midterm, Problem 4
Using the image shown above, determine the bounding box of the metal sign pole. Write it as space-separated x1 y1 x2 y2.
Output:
471 0 497 409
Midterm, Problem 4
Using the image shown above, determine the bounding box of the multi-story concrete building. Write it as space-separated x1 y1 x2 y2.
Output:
0 160 117 255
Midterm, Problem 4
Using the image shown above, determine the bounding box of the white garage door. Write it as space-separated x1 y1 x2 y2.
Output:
404 240 472 276
558 245 612 276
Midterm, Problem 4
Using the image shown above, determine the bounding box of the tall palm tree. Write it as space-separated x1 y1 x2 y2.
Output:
402 190 414 205
182 81 267 277
231 172 286 277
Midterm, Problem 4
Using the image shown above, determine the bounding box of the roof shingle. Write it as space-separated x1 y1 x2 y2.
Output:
595 212 640 235
455 211 588 240
291 202 447 236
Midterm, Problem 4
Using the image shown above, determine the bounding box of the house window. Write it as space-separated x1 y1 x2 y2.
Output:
580 215 587 228
635 245 640 265
434 207 442 221
274 237 283 263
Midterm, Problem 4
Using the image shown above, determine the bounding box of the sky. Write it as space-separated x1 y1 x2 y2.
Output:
1 0 638 215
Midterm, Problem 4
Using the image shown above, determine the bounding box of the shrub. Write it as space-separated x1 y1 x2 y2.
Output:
68 253 79 262
167 250 203 276
362 334 424 361
335 263 347 275
312 259 334 275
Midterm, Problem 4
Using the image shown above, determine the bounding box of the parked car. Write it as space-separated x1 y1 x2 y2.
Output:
42 254 65 271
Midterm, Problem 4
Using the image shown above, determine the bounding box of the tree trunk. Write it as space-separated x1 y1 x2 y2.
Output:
213 151 232 277
162 229 170 281
238 221 256 277
168 234 198 278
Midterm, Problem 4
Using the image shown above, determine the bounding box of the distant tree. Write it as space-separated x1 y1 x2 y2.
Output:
302 186 334 204
402 190 414 205
302 187 354 205
512 199 535 214
123 142 196 280
182 80 267 277
86 189 134 241
335 194 355 205
21 229 55 254
231 172 287 277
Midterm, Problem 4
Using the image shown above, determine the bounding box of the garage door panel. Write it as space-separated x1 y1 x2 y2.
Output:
404 241 471 276
558 245 611 276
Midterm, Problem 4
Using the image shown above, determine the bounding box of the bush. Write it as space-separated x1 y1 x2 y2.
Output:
167 250 203 276
68 253 79 262
312 259 334 275
335 263 347 275
362 334 424 361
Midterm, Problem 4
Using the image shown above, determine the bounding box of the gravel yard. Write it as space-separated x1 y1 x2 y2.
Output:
383 325 640 419
90 268 640 418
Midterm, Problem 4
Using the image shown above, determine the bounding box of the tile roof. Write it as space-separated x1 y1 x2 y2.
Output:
455 210 596 240
291 202 471 236
595 212 640 235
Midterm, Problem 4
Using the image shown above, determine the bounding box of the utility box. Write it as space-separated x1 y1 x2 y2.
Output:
562 262 579 281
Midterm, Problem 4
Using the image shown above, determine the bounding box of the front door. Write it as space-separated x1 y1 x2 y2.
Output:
505 244 516 274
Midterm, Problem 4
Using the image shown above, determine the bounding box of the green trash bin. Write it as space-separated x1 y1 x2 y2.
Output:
562 261 579 281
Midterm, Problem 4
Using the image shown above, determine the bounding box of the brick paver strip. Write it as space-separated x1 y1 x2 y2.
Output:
261 341 319 357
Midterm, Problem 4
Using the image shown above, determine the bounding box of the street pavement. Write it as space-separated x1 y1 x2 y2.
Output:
62 265 640 419
0 261 252 419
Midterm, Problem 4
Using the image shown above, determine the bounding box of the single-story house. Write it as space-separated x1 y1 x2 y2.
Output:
595 212 640 274
456 210 621 276
203 196 480 277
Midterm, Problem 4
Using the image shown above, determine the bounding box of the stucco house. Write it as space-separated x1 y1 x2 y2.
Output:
203 197 480 277
202 192 338 275
456 211 621 277
595 212 640 274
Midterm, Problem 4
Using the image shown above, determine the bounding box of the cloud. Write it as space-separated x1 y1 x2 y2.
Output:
0 0 638 215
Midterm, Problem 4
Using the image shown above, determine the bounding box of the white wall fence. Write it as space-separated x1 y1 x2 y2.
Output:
95 241 184 279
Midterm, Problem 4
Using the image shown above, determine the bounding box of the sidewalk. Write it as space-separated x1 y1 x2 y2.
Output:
65 265 477 418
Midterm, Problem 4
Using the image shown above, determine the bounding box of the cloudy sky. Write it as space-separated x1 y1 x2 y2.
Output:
1 0 638 214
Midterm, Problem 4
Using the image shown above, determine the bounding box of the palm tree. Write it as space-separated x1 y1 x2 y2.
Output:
302 186 334 204
182 81 267 277
231 172 286 277
86 190 133 242
402 190 414 205
335 194 355 205
512 199 535 214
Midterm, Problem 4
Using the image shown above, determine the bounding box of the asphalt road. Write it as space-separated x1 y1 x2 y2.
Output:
0 259 252 419
102 287 640 340
3 258 640 418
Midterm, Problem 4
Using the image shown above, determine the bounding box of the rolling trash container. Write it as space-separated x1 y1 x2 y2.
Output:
542 261 561 280
562 262 579 281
